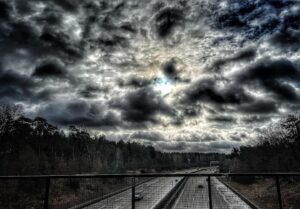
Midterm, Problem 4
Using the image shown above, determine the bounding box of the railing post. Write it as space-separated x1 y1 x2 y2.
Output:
275 176 283 209
131 177 135 209
44 177 51 209
207 176 213 209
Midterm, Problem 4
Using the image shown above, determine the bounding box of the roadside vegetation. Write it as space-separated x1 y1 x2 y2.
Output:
221 177 300 209
220 114 300 209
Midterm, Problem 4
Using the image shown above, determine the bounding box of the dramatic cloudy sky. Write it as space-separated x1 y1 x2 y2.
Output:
1 0 300 152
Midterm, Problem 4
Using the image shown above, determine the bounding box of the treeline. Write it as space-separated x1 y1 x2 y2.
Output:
221 114 300 173
0 105 224 175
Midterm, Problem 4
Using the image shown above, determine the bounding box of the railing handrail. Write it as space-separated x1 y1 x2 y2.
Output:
1 172 300 179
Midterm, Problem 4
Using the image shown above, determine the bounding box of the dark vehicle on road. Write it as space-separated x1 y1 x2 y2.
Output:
198 184 204 189
134 192 143 201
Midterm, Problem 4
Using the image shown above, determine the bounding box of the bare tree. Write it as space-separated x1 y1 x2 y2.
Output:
0 104 23 135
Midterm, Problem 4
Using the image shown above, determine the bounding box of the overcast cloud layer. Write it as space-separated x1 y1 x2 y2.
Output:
1 0 300 152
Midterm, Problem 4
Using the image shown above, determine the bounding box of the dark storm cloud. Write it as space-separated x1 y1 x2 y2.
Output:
207 115 237 123
0 66 57 103
0 0 12 20
0 68 35 100
51 0 79 12
216 3 251 28
161 58 188 82
32 59 67 78
229 47 257 62
78 85 108 98
182 58 297 116
210 47 256 72
201 134 218 142
263 80 299 102
154 7 184 38
0 67 33 88
98 35 129 49
0 4 83 63
37 100 120 128
212 0 300 41
40 27 82 58
111 87 175 124
281 5 300 30
182 77 252 105
15 0 79 13
183 106 199 117
236 58 300 102
130 131 166 142
230 132 248 142
269 29 300 51
118 77 152 88
174 132 219 143
34 89 55 101
14 1 37 15
239 99 279 114
238 58 300 81
268 0 296 8
35 8 63 26
230 135 242 142
8 21 40 45
242 115 272 124
162 58 178 80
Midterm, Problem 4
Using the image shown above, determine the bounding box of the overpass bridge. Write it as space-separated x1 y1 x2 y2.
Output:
0 170 298 209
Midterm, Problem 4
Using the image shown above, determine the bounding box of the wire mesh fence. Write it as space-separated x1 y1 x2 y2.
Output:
280 176 300 209
172 177 209 208
49 177 132 209
218 175 280 209
0 173 299 209
0 178 45 209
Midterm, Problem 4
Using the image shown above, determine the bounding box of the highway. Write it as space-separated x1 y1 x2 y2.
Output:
80 168 199 209
81 168 252 209
172 168 252 209
83 176 182 209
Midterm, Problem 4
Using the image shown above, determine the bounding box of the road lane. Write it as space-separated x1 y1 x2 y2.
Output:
211 177 252 209
172 176 209 208
83 176 182 209
172 169 252 209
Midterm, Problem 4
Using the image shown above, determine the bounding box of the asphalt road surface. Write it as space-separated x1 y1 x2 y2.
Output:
83 176 182 209
172 169 252 209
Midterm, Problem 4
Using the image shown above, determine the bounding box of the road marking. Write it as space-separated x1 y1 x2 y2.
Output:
147 179 159 186
114 197 124 202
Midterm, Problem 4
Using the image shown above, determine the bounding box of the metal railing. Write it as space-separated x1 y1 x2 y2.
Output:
1 172 299 209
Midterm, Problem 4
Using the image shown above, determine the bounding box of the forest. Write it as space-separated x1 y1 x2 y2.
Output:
221 114 300 173
0 105 223 175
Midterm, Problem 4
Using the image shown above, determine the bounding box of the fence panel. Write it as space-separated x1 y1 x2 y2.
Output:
49 177 131 209
0 173 299 209
0 178 45 209
172 176 210 209
279 175 300 209
219 175 280 209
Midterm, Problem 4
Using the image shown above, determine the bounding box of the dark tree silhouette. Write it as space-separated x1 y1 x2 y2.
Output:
221 114 300 174
0 105 224 175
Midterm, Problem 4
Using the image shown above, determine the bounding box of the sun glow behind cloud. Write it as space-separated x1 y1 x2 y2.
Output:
153 74 176 96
